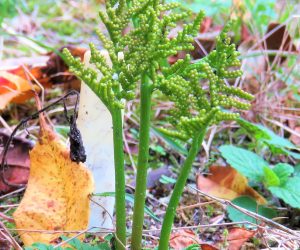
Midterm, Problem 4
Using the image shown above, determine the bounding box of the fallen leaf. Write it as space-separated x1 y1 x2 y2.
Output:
13 96 94 246
227 227 256 250
264 23 297 65
290 127 300 145
0 131 32 193
0 70 37 109
0 46 86 109
170 230 200 249
197 166 266 204
36 46 86 89
170 229 218 250
240 24 252 43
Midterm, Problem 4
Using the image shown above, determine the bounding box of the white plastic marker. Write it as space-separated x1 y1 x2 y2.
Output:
76 50 115 229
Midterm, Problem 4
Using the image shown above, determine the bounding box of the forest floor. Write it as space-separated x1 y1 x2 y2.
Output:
0 0 300 249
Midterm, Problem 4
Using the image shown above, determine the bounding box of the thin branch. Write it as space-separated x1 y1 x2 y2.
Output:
187 184 300 237
0 220 22 250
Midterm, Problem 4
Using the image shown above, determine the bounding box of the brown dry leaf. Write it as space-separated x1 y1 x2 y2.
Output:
227 227 256 250
0 47 86 110
197 166 266 205
0 131 32 193
264 22 297 64
170 229 218 250
290 127 300 145
36 46 87 90
13 98 94 246
170 229 200 249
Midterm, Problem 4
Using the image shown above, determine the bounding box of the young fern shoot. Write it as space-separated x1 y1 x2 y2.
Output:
156 23 253 249
62 0 253 249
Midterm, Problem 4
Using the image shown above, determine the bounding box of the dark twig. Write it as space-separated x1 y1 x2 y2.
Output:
0 90 80 187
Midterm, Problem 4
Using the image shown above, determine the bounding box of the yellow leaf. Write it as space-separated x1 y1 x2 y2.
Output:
13 118 94 246
197 166 266 205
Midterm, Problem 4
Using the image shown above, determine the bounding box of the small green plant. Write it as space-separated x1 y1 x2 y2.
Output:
220 144 300 208
227 196 276 224
238 118 300 159
25 236 111 250
63 0 253 249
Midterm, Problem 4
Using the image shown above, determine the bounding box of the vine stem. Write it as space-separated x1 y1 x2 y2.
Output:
111 108 126 250
158 127 208 250
131 74 152 250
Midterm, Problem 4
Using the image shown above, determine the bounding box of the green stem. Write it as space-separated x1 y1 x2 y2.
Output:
111 108 126 250
131 74 152 250
158 127 208 250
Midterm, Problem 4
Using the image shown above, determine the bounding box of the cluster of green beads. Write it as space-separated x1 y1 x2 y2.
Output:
63 0 205 113
62 0 253 140
156 22 254 140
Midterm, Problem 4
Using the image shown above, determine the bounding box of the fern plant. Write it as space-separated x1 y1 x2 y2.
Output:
63 0 253 249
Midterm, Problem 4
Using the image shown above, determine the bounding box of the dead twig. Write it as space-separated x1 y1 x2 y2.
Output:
0 212 14 223
0 220 22 250
187 184 300 238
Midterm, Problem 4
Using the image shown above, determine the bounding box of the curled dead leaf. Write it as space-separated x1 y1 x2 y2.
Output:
197 166 266 205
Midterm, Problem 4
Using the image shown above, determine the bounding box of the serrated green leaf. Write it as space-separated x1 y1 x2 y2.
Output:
263 166 280 187
219 145 266 182
93 192 160 222
227 196 277 224
269 177 300 208
238 118 300 159
272 163 294 185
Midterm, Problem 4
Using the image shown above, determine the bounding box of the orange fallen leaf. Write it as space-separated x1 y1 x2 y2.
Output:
13 95 94 246
170 229 218 250
0 46 87 109
227 227 256 250
197 166 266 205
0 70 38 109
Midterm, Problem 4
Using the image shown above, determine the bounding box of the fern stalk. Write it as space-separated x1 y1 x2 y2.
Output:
131 73 152 250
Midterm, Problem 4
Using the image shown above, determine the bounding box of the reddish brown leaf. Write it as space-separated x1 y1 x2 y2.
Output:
170 229 218 250
0 131 32 193
264 23 297 64
290 127 300 145
170 230 201 249
227 227 256 250
37 46 86 89
241 24 251 42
